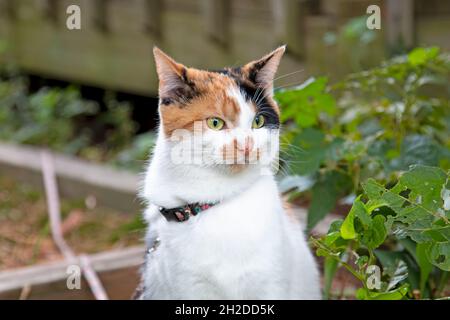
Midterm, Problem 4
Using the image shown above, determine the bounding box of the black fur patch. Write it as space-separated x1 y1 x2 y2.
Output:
160 68 199 106
238 81 279 129
247 52 275 84
160 97 173 105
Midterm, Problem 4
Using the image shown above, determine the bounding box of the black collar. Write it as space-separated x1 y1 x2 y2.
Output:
159 202 218 222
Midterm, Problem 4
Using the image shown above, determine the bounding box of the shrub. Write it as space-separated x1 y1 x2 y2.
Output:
276 47 450 230
0 73 148 169
276 47 450 299
312 165 449 299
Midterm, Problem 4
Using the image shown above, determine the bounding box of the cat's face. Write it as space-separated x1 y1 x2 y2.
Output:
153 47 285 174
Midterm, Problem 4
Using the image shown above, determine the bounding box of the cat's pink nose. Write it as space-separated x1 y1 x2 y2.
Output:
237 137 254 156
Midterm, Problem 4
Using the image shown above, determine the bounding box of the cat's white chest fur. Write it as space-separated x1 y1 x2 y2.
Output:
140 46 321 299
140 144 320 299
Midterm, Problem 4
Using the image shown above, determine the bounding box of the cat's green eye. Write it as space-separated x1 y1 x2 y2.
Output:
206 117 225 130
252 114 265 129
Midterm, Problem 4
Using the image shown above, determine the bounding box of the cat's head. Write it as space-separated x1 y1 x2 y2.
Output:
153 46 285 174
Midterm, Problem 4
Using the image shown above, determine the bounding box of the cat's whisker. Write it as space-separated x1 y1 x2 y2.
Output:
270 159 291 177
278 157 308 165
255 110 275 117
273 69 305 82
279 147 306 156
274 79 310 92
255 85 271 107
279 144 306 154
251 80 271 106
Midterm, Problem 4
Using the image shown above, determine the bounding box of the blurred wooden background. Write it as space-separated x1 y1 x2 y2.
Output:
0 0 449 96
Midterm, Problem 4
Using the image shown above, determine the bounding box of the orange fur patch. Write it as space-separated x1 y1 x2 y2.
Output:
160 69 247 137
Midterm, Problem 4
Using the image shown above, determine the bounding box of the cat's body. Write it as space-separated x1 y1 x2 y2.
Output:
138 47 320 299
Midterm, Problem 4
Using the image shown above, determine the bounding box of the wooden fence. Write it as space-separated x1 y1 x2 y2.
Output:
0 0 449 96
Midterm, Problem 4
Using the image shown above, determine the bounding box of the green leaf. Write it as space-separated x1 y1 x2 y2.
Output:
395 135 444 171
362 215 387 249
356 284 409 300
355 288 368 300
341 197 365 239
363 179 385 199
323 257 339 300
284 128 325 175
364 166 448 246
426 242 450 271
276 77 336 128
356 255 369 269
399 166 447 211
416 243 433 294
372 284 410 300
307 171 351 230
399 238 417 260
408 47 439 66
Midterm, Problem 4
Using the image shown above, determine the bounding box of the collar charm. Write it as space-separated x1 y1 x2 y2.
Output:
159 202 217 222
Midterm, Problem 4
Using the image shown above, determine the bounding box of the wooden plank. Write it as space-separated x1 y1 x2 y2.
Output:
0 246 144 299
229 0 273 22
11 0 158 95
0 142 141 213
202 0 231 48
282 0 308 59
145 0 164 38
43 0 60 25
165 0 199 13
3 0 17 20
0 0 12 63
8 0 438 94
415 0 450 15
416 16 450 51
94 0 111 33
304 16 335 76
321 0 381 18
386 0 415 50
2 0 307 95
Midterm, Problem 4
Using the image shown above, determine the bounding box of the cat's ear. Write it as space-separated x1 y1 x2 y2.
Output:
153 47 190 100
243 45 286 94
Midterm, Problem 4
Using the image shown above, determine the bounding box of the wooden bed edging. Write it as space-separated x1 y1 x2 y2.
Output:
0 246 145 300
0 142 142 212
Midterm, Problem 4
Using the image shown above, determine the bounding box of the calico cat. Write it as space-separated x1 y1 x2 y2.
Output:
138 46 320 299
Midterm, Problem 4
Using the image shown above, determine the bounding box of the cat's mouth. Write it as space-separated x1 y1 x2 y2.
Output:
221 148 261 165
227 163 248 173
219 148 262 174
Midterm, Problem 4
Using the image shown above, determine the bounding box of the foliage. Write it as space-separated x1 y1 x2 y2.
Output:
113 132 156 172
0 78 97 153
0 72 154 170
323 16 381 73
276 47 450 230
311 165 449 299
276 47 450 299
